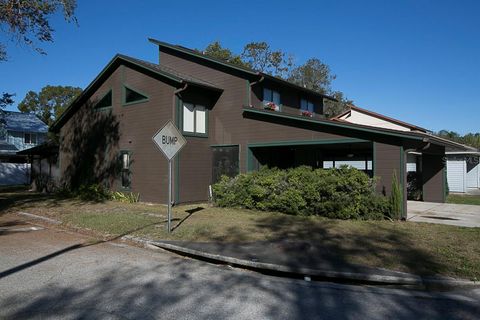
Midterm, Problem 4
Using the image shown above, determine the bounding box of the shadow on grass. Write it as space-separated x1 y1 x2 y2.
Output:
0 190 110 216
171 206 204 231
174 213 454 277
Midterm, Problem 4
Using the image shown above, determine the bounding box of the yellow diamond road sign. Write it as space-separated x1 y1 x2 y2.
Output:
152 121 187 160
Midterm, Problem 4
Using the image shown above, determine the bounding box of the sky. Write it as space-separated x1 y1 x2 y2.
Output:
1 0 479 134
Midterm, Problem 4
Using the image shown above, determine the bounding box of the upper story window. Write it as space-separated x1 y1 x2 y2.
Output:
24 133 37 144
300 98 315 113
94 90 112 110
263 88 281 111
123 85 149 106
0 129 5 141
183 103 207 136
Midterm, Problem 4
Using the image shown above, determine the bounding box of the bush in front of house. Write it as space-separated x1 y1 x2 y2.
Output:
212 166 391 220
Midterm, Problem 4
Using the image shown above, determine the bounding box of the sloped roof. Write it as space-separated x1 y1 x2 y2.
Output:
2 111 48 133
148 38 336 101
117 55 221 91
333 105 428 133
0 141 19 155
51 54 223 132
17 140 58 156
243 107 473 151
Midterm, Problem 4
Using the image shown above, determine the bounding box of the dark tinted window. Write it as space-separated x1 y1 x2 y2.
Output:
125 87 148 104
95 90 112 109
212 146 239 183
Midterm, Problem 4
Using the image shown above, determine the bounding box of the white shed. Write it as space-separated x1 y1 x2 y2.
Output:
446 152 480 193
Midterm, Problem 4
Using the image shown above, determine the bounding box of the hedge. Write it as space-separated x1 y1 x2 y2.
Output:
212 166 392 220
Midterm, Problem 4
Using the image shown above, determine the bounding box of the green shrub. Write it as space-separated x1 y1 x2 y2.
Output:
110 191 140 203
389 170 403 220
76 184 111 201
57 184 140 203
212 166 391 220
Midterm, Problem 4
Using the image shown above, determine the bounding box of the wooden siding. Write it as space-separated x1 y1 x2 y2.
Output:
374 142 402 197
423 151 446 203
59 65 175 203
161 47 347 203
57 46 445 206
7 131 47 151
251 79 325 118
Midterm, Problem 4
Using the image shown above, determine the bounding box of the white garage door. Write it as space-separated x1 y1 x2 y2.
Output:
447 160 466 193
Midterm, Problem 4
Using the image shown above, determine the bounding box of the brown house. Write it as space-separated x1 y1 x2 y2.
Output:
50 39 468 217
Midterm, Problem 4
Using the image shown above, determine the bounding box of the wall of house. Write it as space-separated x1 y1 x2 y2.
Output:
59 65 176 203
7 131 46 151
374 142 403 195
159 47 378 203
422 149 446 202
250 79 325 118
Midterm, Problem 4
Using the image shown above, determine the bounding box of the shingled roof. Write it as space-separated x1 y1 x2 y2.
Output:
2 111 48 133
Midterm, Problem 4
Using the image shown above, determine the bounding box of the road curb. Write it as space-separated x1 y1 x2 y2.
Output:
149 241 423 286
143 240 479 290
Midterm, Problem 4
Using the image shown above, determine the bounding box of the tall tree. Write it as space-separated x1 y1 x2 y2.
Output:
0 92 14 138
437 130 480 149
203 41 248 68
0 0 77 61
287 58 335 95
324 91 352 118
18 85 82 126
241 41 293 77
202 40 351 116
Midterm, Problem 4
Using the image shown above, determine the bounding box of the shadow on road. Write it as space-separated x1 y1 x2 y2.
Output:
0 252 478 319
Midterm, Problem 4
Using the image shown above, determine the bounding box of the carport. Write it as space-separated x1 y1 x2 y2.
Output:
243 108 472 219
247 139 373 176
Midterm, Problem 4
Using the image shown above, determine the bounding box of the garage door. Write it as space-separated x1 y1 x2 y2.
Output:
447 160 466 193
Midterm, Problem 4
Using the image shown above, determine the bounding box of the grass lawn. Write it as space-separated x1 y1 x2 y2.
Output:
447 194 480 206
2 190 480 280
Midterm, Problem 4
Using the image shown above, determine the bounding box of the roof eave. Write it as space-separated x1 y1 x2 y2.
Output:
50 54 192 133
242 107 428 142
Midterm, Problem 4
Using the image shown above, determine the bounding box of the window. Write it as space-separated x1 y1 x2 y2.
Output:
0 129 5 141
263 88 281 106
212 145 239 183
119 151 131 189
94 90 112 109
24 133 37 144
183 103 207 136
123 86 148 105
300 98 315 113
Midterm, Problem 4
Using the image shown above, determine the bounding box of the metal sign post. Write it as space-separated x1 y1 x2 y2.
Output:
167 159 172 232
152 121 186 233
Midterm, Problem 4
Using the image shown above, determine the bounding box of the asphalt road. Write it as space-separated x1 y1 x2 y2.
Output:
1 214 479 320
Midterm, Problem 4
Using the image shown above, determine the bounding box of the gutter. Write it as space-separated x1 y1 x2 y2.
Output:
248 75 264 106
173 82 188 124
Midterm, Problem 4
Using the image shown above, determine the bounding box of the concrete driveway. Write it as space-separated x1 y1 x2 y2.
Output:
408 201 480 227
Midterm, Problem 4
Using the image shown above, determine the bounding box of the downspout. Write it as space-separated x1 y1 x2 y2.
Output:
173 82 188 116
172 82 188 205
248 75 264 107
